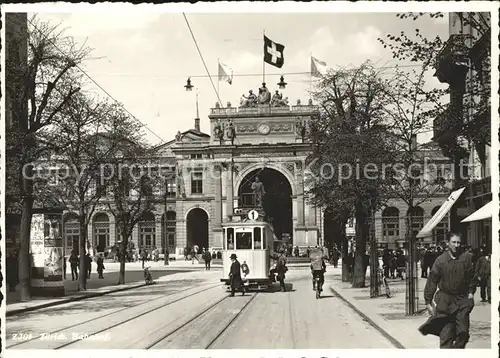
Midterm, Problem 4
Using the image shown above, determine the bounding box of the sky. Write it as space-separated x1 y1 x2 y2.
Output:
32 8 450 146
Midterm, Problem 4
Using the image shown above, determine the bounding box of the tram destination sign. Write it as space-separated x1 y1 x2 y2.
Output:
248 209 259 221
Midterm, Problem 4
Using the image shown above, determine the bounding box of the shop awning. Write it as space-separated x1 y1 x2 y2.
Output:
416 187 466 238
461 201 493 223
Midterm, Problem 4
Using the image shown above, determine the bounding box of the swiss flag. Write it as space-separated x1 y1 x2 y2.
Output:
264 35 284 68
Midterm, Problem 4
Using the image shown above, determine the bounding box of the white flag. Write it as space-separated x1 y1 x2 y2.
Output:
218 62 233 85
311 56 327 77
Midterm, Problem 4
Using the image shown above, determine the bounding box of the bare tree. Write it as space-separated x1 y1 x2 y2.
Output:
6 15 91 301
36 95 134 291
103 108 157 284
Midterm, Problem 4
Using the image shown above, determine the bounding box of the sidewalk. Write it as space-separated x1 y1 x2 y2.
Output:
329 268 491 349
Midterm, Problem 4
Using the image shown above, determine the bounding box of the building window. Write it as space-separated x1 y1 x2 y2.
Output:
191 171 203 194
431 206 448 245
139 212 156 250
64 221 79 255
409 167 421 187
140 227 156 247
166 179 176 198
408 207 424 239
191 154 203 159
165 211 176 248
93 213 110 253
382 207 399 241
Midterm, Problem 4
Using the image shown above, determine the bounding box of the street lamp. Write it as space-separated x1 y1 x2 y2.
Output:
184 77 193 91
277 75 287 89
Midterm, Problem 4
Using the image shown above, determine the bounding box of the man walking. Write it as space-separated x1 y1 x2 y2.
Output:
475 248 491 303
202 248 212 270
419 232 477 349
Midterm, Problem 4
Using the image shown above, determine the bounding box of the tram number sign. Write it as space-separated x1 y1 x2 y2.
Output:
248 210 259 221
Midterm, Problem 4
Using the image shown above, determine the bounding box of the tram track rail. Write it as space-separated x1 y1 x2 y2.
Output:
147 291 258 349
7 282 222 350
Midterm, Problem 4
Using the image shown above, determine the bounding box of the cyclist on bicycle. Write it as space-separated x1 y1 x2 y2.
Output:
310 249 326 292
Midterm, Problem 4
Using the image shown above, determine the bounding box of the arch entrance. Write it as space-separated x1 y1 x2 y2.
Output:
186 208 209 252
238 167 293 244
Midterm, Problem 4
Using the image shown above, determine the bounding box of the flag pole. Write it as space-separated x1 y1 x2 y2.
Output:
309 53 313 100
263 29 266 84
217 58 220 103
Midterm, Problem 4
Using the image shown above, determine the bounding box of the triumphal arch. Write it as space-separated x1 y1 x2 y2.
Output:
170 83 321 254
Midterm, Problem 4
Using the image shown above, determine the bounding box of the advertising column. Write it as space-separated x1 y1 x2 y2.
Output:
30 211 65 297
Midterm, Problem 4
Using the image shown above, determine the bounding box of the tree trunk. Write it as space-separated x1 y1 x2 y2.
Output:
118 232 129 285
78 213 88 291
352 203 368 288
18 194 34 301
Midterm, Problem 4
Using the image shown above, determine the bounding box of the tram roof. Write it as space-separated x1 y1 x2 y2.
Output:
221 219 273 228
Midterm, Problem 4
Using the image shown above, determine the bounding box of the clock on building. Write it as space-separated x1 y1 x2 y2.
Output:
258 122 271 135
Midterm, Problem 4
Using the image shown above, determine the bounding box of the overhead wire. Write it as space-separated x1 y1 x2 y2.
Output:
27 16 169 145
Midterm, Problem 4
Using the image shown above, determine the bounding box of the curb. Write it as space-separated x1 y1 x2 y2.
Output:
329 285 406 349
7 282 147 317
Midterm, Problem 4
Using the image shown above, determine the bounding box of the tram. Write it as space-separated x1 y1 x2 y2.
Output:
220 208 276 290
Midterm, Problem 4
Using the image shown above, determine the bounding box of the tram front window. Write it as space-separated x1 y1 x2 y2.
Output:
236 232 252 250
227 228 235 249
253 227 262 249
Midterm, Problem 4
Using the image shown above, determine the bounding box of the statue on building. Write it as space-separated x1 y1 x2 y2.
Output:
227 101 232 108
213 119 224 142
240 90 257 107
258 83 271 104
175 131 183 142
215 102 220 108
226 120 236 145
240 90 258 108
271 90 282 106
297 99 301 105
251 176 266 207
308 98 313 106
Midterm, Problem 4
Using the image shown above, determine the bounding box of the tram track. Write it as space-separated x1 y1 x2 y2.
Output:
7 282 222 349
147 291 258 349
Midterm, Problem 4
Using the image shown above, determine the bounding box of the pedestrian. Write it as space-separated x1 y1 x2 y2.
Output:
6 250 19 292
419 232 477 349
270 248 288 291
294 245 299 258
192 245 200 264
141 249 148 269
85 253 92 279
96 254 105 279
202 248 212 270
69 250 79 281
474 248 491 303
332 246 340 268
164 247 170 265
228 253 244 297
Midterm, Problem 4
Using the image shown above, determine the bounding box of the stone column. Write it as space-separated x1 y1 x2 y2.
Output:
214 164 222 228
226 162 234 217
296 170 305 226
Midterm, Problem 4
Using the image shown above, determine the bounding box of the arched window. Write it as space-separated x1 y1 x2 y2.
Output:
407 206 424 238
139 212 156 249
432 206 448 245
382 207 400 241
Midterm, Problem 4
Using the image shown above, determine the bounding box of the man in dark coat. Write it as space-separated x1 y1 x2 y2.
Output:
202 248 212 270
475 248 491 303
229 253 244 296
6 250 19 292
270 249 287 291
419 232 477 349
